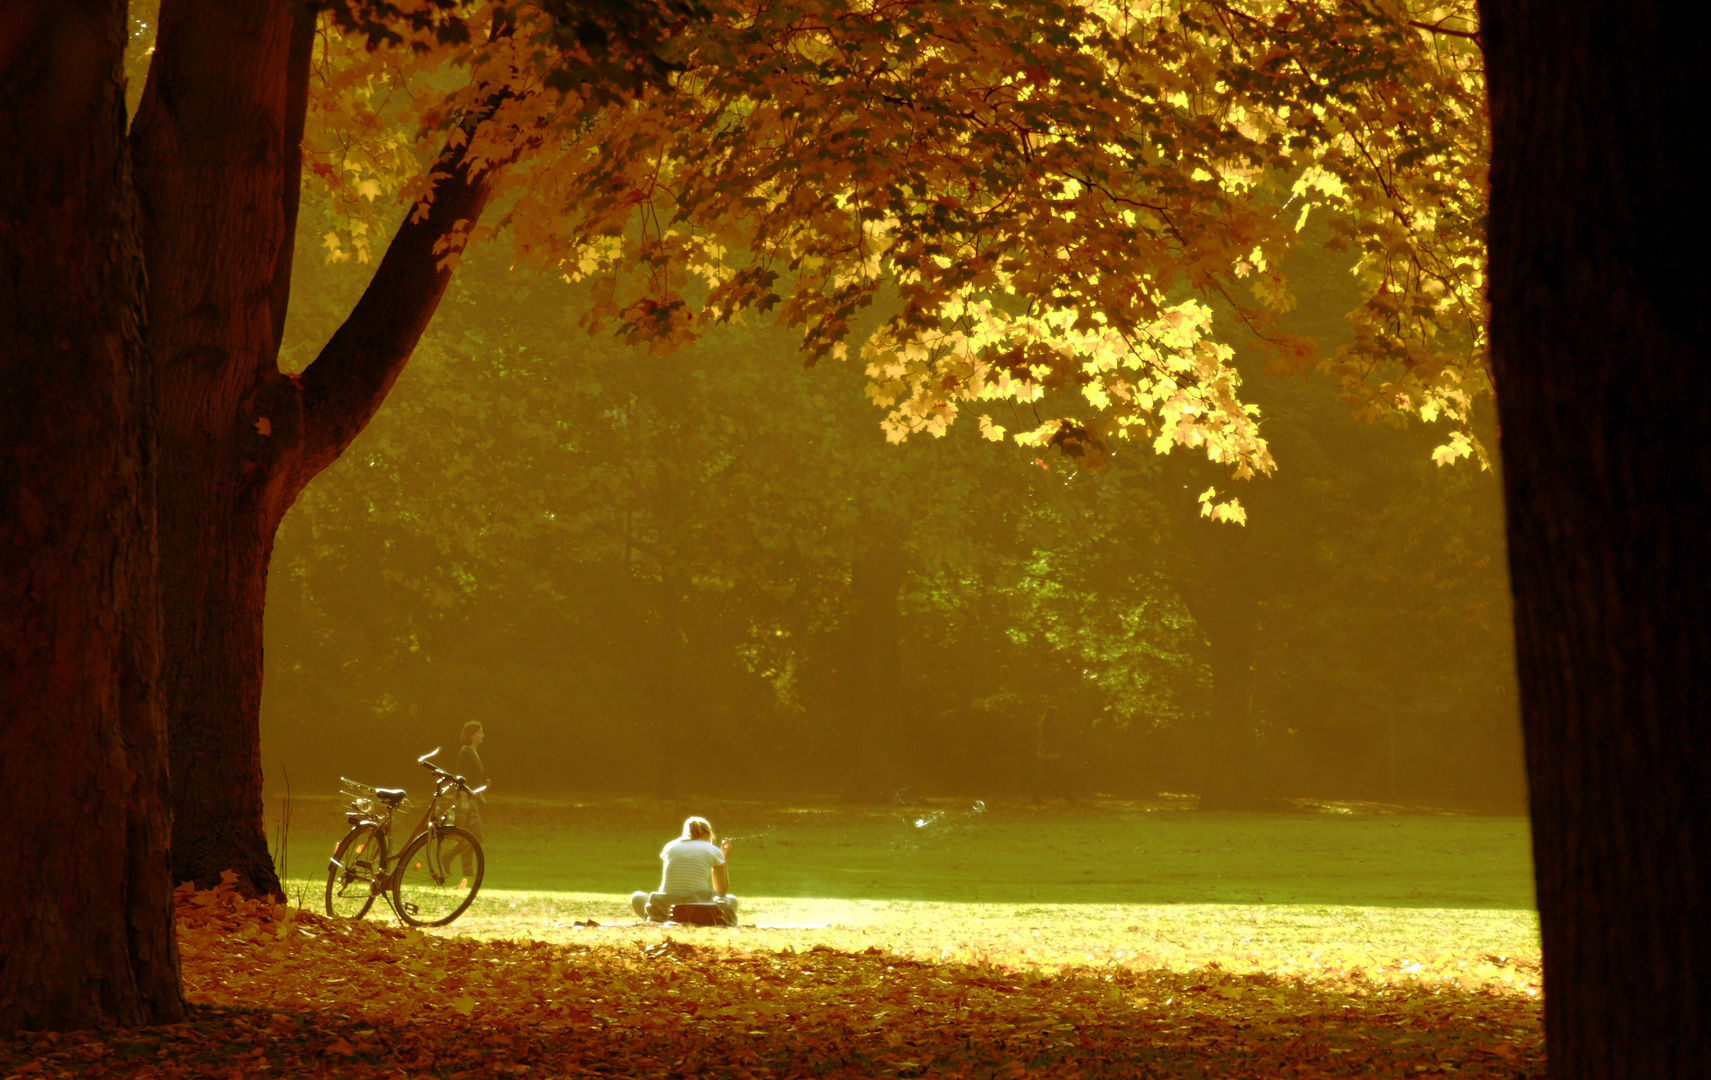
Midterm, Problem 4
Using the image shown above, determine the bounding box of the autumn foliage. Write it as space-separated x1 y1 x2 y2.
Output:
1 875 1540 1078
306 0 1490 518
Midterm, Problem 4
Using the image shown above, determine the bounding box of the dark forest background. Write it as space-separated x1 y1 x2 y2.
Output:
260 197 1520 809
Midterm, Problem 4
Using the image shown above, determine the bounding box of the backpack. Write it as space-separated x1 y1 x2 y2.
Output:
669 902 735 926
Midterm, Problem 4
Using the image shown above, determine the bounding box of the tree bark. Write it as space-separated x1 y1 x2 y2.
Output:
1483 1 1711 1074
0 0 183 1030
130 0 304 897
131 0 499 892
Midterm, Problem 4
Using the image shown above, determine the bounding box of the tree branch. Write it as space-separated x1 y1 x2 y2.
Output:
288 0 710 490
293 135 499 486
1408 18 1481 44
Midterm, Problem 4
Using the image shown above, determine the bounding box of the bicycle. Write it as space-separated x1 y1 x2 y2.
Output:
325 748 487 927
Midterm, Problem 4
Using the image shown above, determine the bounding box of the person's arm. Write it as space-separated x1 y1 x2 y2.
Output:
712 839 731 896
458 746 489 801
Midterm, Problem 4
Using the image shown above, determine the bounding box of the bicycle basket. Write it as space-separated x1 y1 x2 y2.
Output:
338 777 412 822
339 777 376 814
341 776 416 827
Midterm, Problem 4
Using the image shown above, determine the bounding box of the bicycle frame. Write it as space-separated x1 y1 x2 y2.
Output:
332 748 485 921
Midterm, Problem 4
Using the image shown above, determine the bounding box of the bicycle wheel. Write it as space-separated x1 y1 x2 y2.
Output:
326 824 388 920
393 826 483 927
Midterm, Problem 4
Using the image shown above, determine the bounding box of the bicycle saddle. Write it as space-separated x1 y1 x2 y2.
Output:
374 788 408 805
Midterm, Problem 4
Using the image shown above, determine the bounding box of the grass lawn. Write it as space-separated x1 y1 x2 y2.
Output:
282 794 1539 987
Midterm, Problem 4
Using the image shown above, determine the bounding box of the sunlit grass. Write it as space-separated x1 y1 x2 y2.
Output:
283 794 1535 906
281 794 1539 992
283 881 1538 991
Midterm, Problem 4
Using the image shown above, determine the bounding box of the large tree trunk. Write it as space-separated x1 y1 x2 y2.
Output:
129 0 500 892
1483 1 1711 1074
0 0 183 1030
130 0 306 896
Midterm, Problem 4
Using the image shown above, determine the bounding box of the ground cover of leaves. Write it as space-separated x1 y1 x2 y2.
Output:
2 879 1542 1079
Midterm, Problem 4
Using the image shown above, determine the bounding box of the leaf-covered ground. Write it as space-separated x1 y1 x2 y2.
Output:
3 877 1542 1078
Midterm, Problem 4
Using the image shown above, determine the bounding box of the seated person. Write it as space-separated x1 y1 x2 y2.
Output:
630 816 738 923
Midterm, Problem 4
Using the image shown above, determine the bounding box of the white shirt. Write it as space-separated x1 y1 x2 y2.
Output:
658 838 724 896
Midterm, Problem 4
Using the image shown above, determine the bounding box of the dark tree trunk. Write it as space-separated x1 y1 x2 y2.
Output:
0 0 183 1030
1154 452 1269 811
1175 575 1263 811
842 542 907 800
649 580 692 800
130 0 304 898
129 0 498 892
1158 468 1265 812
1483 1 1711 1074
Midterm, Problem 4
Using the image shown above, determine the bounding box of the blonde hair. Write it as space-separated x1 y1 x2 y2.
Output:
682 816 714 841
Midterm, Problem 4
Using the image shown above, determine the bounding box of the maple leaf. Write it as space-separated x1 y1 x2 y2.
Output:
323 1036 355 1057
1432 431 1474 466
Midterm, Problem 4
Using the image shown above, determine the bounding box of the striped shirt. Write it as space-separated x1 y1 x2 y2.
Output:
658 838 724 896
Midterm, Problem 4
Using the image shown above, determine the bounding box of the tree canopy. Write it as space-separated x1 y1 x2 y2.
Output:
299 0 1490 513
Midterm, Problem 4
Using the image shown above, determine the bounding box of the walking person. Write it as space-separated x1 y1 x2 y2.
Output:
455 721 488 889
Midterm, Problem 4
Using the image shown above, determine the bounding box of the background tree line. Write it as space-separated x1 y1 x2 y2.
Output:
263 201 1521 808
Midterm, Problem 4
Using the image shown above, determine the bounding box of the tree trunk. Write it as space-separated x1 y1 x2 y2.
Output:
129 0 498 892
649 580 691 800
1156 454 1269 811
1483 1 1711 1074
1175 577 1264 811
0 0 183 1030
842 542 907 800
129 0 301 896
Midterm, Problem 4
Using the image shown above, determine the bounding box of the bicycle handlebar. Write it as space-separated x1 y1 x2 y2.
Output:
416 749 484 796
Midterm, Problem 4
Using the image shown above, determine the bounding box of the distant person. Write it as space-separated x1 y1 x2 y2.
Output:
455 721 488 888
630 816 737 924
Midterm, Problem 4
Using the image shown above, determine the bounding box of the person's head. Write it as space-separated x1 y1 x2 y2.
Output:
461 721 484 748
682 816 714 842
